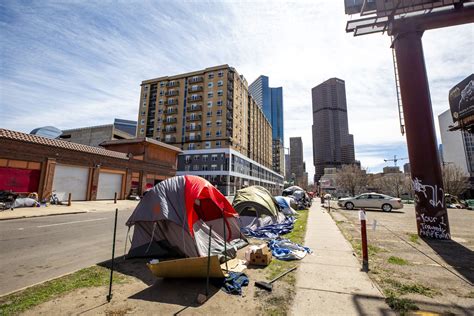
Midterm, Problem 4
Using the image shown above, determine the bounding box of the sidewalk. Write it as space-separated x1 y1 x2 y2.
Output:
0 200 139 221
291 200 394 315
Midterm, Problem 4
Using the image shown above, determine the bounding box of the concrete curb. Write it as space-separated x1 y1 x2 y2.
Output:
0 211 89 221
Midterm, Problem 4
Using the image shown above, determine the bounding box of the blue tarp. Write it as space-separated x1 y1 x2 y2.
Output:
268 238 312 260
241 217 295 239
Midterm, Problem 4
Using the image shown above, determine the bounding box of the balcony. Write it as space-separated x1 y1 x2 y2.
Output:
185 135 202 142
166 108 178 115
186 125 202 131
186 105 202 112
227 81 233 91
166 99 178 106
186 115 202 122
167 81 180 87
164 137 177 143
227 93 233 101
188 95 203 102
163 118 177 125
165 90 179 97
227 101 233 110
163 127 177 134
188 76 204 83
188 86 203 93
226 112 233 120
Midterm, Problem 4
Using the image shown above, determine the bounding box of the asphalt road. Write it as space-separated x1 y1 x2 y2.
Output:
0 209 134 296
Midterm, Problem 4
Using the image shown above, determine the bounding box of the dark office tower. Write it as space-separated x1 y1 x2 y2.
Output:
290 137 306 187
312 78 355 182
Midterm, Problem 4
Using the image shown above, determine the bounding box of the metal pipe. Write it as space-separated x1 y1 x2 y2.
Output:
106 208 118 302
393 31 450 240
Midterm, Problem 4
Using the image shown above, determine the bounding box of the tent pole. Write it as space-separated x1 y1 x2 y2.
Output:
106 208 118 302
223 215 228 271
206 225 213 296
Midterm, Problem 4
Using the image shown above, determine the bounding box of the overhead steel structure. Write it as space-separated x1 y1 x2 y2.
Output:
345 0 474 240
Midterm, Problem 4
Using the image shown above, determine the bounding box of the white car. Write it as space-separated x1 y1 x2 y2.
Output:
337 193 403 212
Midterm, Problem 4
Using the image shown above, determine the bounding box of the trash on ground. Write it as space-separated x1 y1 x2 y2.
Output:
147 255 226 278
13 197 40 208
268 238 312 260
218 272 249 295
245 244 272 266
241 217 295 239
221 258 247 273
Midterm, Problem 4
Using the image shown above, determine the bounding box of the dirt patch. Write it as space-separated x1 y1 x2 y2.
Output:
329 203 474 315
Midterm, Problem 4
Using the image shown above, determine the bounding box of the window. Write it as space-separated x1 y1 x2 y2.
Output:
160 82 165 87
206 130 211 138
218 71 224 77
202 165 209 171
159 90 164 96
216 120 222 126
217 80 223 87
211 155 218 161
207 92 213 98
158 100 163 105
202 155 208 162
207 101 213 107
185 155 191 164
144 86 149 91
140 128 144 134
208 73 214 79
216 141 221 147
185 165 191 171
217 100 223 106
140 119 145 125
216 130 221 137
193 165 199 171
211 164 218 171
207 111 212 117
193 155 200 161
206 121 211 127
208 82 213 88
216 110 222 116
205 141 211 149
217 90 223 96
188 143 195 150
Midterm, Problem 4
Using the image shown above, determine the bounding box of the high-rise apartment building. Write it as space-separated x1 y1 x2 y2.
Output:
289 137 306 187
312 78 355 182
137 65 283 195
249 76 285 176
438 109 473 197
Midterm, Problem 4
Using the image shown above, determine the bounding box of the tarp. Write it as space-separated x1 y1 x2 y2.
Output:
232 186 286 229
268 239 312 260
275 196 297 215
126 175 246 259
241 217 295 239
282 186 305 196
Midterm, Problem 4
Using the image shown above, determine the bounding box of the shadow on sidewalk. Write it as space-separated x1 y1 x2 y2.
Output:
424 238 474 285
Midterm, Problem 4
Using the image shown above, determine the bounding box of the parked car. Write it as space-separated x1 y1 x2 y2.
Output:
337 193 403 212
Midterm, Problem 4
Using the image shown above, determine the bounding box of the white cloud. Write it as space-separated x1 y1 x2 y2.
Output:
1 1 472 181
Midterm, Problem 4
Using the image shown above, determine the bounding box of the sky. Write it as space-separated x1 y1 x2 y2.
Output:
1 1 473 181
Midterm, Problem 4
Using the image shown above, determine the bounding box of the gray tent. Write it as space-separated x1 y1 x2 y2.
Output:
126 175 246 259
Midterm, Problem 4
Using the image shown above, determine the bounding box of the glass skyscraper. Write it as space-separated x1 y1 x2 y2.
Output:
249 76 285 175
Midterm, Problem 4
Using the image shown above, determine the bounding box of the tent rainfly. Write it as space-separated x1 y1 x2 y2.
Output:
232 185 286 229
126 175 246 259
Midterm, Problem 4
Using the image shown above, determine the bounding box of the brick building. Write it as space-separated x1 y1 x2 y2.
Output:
0 129 181 201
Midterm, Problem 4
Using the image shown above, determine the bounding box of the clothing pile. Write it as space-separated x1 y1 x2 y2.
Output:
268 238 312 260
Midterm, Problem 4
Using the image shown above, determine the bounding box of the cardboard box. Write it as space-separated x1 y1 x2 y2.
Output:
249 245 272 266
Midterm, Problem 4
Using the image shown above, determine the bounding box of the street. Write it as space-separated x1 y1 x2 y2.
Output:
0 209 133 296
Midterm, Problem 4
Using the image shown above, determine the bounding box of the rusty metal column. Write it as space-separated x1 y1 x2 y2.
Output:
393 31 450 240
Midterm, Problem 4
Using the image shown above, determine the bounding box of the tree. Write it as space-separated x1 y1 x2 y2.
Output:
373 173 409 198
336 164 368 196
442 164 470 197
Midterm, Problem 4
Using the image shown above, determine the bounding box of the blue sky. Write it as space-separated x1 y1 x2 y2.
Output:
1 1 473 180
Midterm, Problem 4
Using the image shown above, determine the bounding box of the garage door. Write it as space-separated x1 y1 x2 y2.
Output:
97 172 123 200
0 167 41 193
52 164 89 201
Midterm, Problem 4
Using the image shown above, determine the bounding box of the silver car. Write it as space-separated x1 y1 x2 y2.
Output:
337 193 403 212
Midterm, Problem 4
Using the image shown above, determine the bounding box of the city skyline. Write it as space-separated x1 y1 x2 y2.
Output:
1 2 472 180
